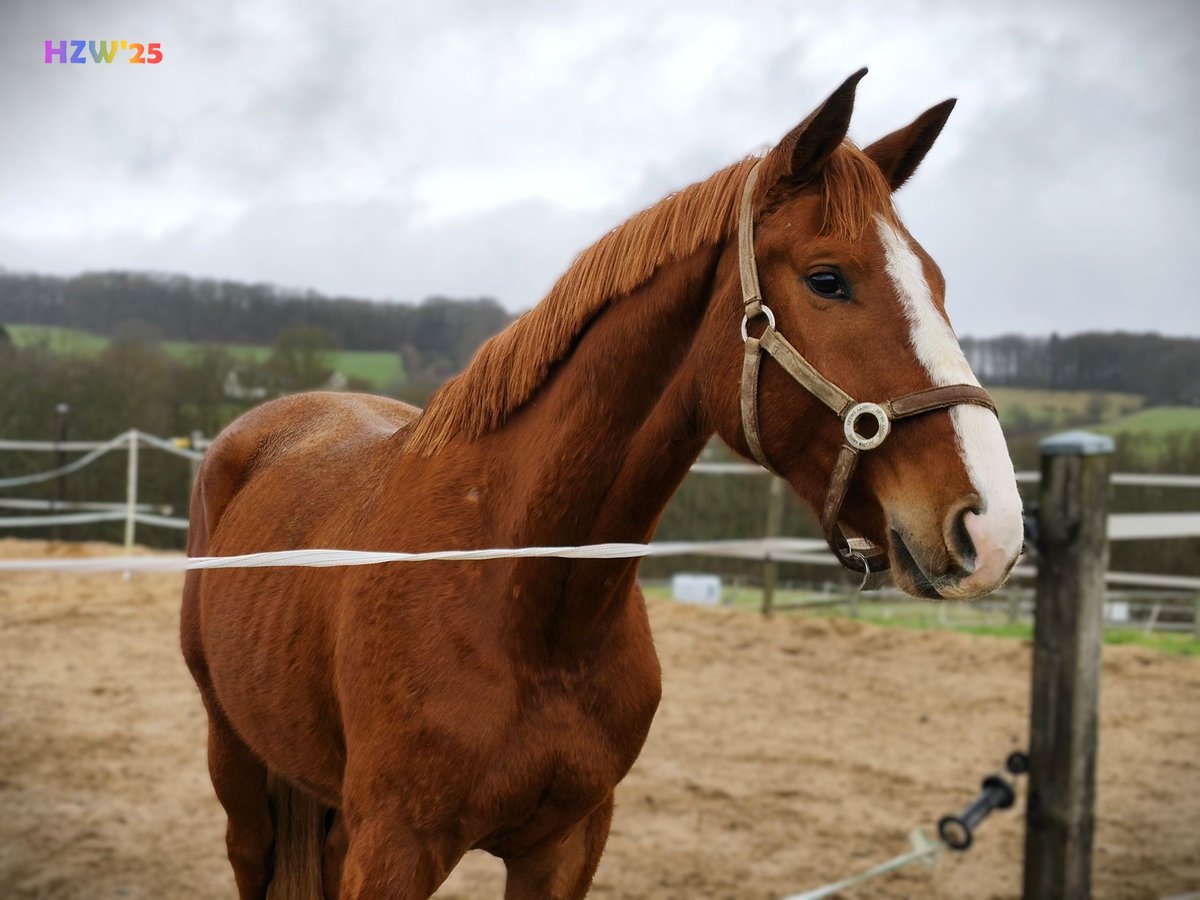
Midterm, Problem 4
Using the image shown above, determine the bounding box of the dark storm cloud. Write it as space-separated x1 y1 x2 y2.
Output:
0 0 1196 335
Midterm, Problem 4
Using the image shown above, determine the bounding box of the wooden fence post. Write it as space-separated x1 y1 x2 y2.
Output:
121 429 140 581
1023 430 1114 900
123 429 139 554
761 477 784 616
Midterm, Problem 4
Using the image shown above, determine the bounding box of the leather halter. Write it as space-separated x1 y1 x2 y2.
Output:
736 160 997 575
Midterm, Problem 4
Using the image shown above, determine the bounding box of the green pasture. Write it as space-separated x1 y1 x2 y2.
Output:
980 388 1200 460
6 324 405 388
1097 407 1200 436
7 324 109 354
324 350 406 387
988 386 1144 431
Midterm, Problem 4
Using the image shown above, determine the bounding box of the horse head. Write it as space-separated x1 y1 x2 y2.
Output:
699 70 1023 600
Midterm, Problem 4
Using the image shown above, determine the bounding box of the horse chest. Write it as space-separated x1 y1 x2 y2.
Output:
519 677 652 779
474 668 660 854
518 628 662 777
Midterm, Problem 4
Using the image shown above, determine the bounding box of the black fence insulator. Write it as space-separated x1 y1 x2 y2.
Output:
938 774 1016 851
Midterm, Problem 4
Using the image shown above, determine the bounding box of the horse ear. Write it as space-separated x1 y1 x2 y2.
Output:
763 68 867 187
864 98 957 191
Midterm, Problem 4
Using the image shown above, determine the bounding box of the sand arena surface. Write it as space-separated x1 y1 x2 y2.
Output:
1 538 1197 899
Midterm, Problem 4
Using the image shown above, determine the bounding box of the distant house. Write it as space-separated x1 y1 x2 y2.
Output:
223 367 348 400
223 369 268 401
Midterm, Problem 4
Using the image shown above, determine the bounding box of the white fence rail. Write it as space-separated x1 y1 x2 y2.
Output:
0 430 195 548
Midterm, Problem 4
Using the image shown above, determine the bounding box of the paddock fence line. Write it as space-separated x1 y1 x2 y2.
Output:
0 430 199 549
0 431 1198 594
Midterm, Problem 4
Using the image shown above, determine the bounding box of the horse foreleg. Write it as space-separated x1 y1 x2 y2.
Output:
503 794 614 900
336 811 466 900
206 704 275 900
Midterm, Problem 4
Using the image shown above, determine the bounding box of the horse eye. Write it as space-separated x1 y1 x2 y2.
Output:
806 271 850 300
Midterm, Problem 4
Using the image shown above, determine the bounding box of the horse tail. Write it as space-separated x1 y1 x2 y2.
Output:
265 773 326 900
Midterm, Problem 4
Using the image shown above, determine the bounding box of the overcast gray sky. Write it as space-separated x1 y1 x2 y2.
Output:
1 0 1196 336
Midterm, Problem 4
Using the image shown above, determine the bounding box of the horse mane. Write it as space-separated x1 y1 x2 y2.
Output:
404 141 894 454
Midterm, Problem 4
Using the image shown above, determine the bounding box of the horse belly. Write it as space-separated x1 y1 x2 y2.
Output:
200 568 348 803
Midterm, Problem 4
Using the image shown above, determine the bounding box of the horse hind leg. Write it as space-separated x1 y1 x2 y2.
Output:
184 600 325 898
203 705 329 900
204 701 277 899
183 585 272 897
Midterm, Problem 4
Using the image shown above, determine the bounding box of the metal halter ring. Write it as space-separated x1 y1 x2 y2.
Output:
740 303 776 341
843 402 891 451
848 550 872 591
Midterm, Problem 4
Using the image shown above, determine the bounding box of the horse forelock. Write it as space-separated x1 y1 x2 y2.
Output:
814 141 899 240
403 142 895 454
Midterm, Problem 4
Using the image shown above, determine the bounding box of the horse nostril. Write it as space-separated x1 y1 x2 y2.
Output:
949 506 978 573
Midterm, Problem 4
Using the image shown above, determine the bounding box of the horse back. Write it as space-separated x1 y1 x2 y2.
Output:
188 391 420 553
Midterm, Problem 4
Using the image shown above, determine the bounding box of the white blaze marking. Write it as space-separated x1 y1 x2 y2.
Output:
875 216 1024 575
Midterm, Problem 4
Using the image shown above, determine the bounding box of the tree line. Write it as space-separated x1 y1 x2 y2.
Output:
5 269 1199 404
0 270 511 387
961 333 1200 405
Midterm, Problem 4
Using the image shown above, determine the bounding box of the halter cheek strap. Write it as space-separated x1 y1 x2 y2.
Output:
736 160 997 574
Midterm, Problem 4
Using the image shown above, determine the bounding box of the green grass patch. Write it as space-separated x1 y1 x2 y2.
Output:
325 349 406 386
7 324 109 355
163 340 270 364
165 342 406 386
1101 629 1200 656
1097 407 1200 436
644 583 1199 656
7 324 405 388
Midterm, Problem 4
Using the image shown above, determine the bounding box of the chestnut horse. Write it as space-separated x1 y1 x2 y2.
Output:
182 70 1022 899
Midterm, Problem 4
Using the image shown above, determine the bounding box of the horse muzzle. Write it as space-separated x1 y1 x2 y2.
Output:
888 504 1022 600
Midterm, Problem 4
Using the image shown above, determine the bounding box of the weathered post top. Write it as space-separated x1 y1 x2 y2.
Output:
1039 430 1115 457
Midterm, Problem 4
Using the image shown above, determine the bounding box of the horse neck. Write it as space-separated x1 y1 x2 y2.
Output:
480 244 726 642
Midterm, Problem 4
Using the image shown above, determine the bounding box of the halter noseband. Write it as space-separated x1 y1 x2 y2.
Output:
736 160 997 575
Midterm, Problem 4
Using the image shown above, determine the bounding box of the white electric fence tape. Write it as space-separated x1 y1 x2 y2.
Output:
0 510 193 530
0 432 132 488
0 539 836 574
132 511 191 530
781 830 942 900
0 430 203 491
0 510 129 529
3 430 1200 487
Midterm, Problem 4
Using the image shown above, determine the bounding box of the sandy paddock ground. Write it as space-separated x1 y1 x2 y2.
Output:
1 538 1197 899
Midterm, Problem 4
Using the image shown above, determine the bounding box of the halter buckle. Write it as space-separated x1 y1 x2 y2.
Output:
740 303 776 342
843 402 891 451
